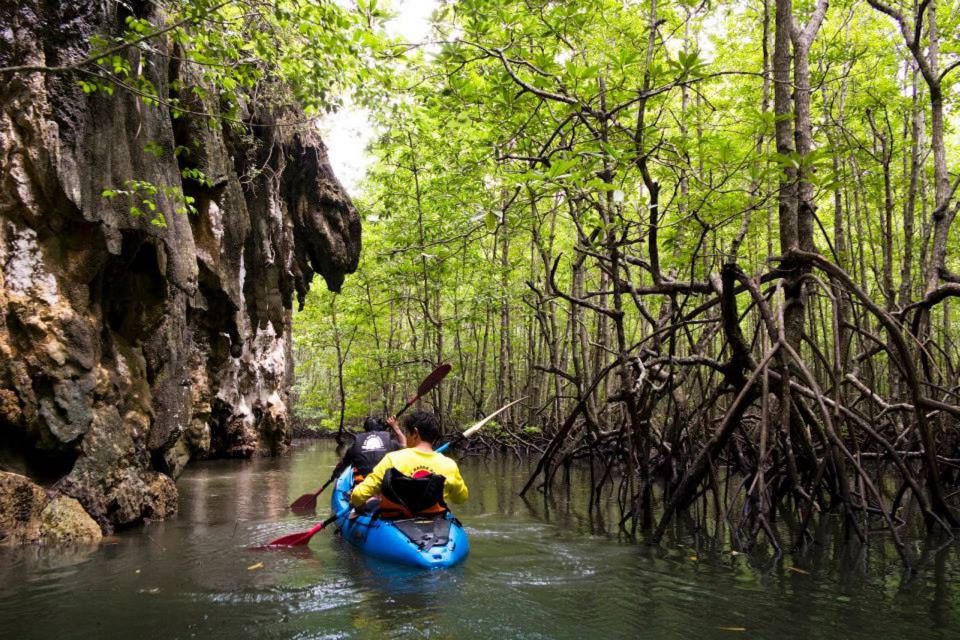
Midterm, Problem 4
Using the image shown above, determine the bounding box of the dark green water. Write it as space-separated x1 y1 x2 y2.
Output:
2 440 959 639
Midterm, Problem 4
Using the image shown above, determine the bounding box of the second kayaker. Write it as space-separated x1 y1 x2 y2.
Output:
350 410 469 517
331 416 406 484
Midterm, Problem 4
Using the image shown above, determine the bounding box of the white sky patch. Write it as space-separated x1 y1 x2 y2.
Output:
320 0 439 195
318 99 374 195
386 0 437 43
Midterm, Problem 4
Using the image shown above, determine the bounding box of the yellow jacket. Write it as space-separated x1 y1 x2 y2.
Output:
350 447 469 507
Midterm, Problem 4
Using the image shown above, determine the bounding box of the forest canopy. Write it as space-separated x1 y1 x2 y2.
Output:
290 0 960 552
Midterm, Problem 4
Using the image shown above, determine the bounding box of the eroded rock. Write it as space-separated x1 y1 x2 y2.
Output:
0 1 360 536
39 495 102 545
142 471 177 520
0 471 48 544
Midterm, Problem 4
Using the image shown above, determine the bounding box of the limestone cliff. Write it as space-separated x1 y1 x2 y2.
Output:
0 1 360 534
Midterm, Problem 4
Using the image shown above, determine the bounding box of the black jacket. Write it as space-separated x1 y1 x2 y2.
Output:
343 430 403 476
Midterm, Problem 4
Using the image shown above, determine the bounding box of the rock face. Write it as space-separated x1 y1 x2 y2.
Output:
40 494 103 544
0 472 48 544
0 2 360 535
0 471 102 544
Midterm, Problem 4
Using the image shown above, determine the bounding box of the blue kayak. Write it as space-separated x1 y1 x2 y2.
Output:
331 467 470 568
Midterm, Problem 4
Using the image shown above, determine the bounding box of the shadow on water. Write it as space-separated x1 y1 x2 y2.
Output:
1 439 959 639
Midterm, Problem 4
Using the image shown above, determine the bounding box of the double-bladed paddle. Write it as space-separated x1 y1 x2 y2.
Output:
288 363 453 513
263 395 526 548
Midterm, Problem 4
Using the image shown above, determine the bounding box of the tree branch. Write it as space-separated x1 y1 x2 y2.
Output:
0 0 234 75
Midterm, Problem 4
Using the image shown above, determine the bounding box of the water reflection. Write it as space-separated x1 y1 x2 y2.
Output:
0 440 958 639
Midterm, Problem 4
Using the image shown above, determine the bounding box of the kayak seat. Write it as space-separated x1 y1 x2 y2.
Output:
379 468 447 519
392 517 452 549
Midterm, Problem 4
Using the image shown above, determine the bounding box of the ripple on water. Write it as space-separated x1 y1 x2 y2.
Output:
3 443 960 640
200 577 362 613
286 632 351 640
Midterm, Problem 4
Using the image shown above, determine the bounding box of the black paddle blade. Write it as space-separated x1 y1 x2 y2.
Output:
417 363 451 396
289 476 336 513
397 364 454 418
289 493 317 513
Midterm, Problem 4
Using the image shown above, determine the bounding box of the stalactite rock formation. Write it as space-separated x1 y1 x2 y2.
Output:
0 1 360 538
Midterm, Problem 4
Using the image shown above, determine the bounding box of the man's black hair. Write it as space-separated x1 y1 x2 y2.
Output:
363 416 385 432
403 409 441 444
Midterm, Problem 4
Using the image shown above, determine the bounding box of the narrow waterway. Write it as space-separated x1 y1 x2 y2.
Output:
2 440 958 639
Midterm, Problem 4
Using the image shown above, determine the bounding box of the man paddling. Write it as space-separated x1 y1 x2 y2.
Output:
331 416 406 484
350 410 468 517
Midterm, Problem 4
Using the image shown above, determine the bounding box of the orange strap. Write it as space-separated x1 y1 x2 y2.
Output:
377 495 446 520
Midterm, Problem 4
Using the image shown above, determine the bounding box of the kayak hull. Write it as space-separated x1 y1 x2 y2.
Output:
332 468 469 568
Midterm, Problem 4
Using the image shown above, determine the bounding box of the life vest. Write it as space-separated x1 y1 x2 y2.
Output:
346 430 400 476
377 468 447 519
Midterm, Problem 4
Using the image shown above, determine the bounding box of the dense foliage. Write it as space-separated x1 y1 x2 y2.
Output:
293 0 960 555
64 0 391 114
